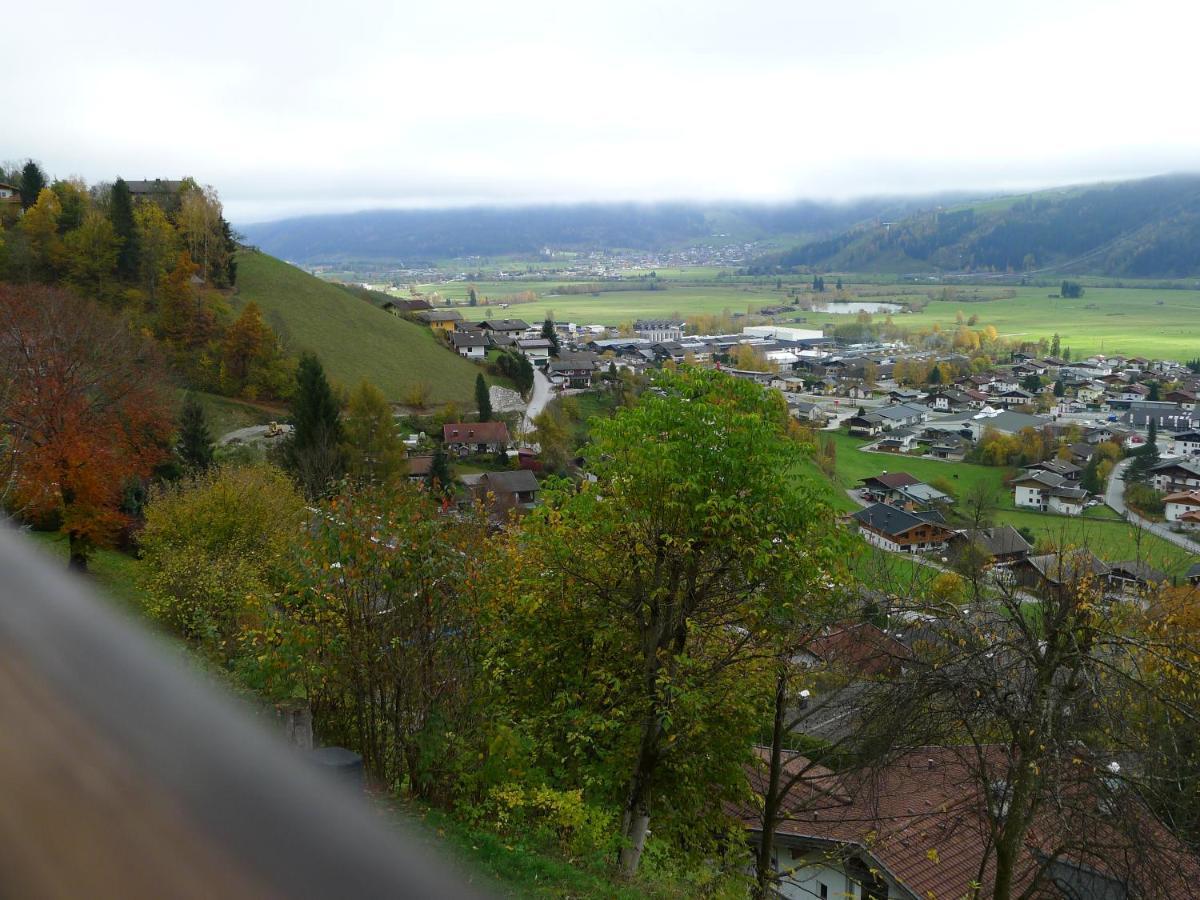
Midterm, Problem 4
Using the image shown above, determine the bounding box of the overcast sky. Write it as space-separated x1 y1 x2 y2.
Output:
6 0 1198 223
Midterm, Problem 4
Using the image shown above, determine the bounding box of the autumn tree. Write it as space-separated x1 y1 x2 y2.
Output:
139 463 304 664
17 187 66 279
134 200 179 303
342 378 405 486
245 481 488 795
0 285 171 568
888 553 1200 898
64 210 121 300
221 301 291 399
489 368 839 877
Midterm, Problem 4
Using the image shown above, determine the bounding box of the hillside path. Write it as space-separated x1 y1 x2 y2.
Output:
521 369 552 436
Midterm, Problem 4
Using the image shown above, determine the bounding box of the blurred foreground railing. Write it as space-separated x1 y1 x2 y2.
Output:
0 526 483 899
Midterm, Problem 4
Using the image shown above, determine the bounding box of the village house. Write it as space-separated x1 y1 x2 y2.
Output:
441 421 511 456
1023 458 1082 481
876 428 917 453
1012 469 1089 515
479 318 531 340
850 503 955 553
1014 549 1111 598
873 402 930 431
947 525 1033 567
417 309 463 332
448 330 490 359
858 472 921 504
1163 490 1200 527
0 182 20 205
1165 389 1198 411
515 338 553 365
846 412 884 437
382 298 433 315
547 355 598 389
473 469 541 520
405 455 433 483
740 745 1190 900
1149 458 1200 494
1108 560 1170 593
922 387 977 412
1171 430 1200 457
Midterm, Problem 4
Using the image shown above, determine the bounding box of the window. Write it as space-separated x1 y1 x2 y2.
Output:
819 883 828 899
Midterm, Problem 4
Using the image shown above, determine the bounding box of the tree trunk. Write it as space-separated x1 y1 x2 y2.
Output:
753 667 789 898
616 712 661 878
67 531 89 572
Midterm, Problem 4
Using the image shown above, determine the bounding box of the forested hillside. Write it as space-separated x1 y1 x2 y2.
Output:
757 174 1200 277
239 198 947 264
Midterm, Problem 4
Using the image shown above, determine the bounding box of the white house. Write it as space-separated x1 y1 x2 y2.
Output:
1164 490 1200 525
1013 470 1088 515
516 338 553 365
448 331 490 359
1170 430 1200 457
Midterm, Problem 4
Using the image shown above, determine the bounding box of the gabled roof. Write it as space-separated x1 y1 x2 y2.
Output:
442 421 510 444
417 309 463 323
449 331 490 348
1023 550 1110 585
952 525 1032 558
851 503 948 538
480 469 540 495
1109 560 1168 585
479 318 530 331
1150 458 1200 476
860 471 921 489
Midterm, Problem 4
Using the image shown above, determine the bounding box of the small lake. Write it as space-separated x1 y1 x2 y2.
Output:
808 301 903 314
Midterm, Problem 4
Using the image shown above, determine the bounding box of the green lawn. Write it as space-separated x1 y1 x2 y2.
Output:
416 276 1200 360
235 251 491 405
20 530 150 611
805 432 1197 576
188 390 281 436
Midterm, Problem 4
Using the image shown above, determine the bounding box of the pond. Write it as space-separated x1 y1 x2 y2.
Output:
807 301 904 314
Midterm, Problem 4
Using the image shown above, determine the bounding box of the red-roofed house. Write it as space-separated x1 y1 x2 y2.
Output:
442 421 510 455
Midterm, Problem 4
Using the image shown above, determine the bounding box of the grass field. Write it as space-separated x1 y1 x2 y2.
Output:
808 432 1197 576
416 275 1200 361
21 530 151 611
236 252 491 405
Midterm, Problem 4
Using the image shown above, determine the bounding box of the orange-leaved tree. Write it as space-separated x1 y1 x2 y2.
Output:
0 284 172 569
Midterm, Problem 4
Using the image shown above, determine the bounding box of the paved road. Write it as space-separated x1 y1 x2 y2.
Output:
1105 457 1199 554
520 368 553 444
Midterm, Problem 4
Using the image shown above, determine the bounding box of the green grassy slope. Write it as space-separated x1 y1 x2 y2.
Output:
234 251 484 404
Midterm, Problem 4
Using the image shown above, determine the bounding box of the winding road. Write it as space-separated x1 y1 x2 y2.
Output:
521 368 553 438
1104 457 1199 554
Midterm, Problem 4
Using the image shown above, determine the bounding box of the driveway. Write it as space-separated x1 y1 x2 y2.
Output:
520 368 553 445
1105 457 1199 554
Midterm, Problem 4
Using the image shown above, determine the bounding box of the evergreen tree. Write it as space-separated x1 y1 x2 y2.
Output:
177 394 215 473
1148 381 1161 402
19 160 46 211
475 373 492 422
1050 333 1061 357
468 286 478 306
1080 454 1101 494
1053 379 1065 398
284 353 346 497
835 277 843 290
110 178 138 280
541 318 560 355
427 445 452 497
928 364 943 385
1063 346 1072 361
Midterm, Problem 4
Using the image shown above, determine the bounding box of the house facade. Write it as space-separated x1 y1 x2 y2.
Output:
850 503 954 553
442 421 511 455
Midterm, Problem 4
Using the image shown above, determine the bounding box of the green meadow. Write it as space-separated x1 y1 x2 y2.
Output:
808 432 1196 576
419 276 1200 360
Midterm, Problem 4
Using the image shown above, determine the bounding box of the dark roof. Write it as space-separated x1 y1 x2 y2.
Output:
479 318 529 332
449 331 490 348
124 179 184 195
1023 550 1111 585
1150 458 1200 476
406 455 433 477
480 469 540 495
417 309 463 323
860 471 921 490
1187 562 1200 580
952 525 1032 558
1109 560 1168 585
851 503 947 538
